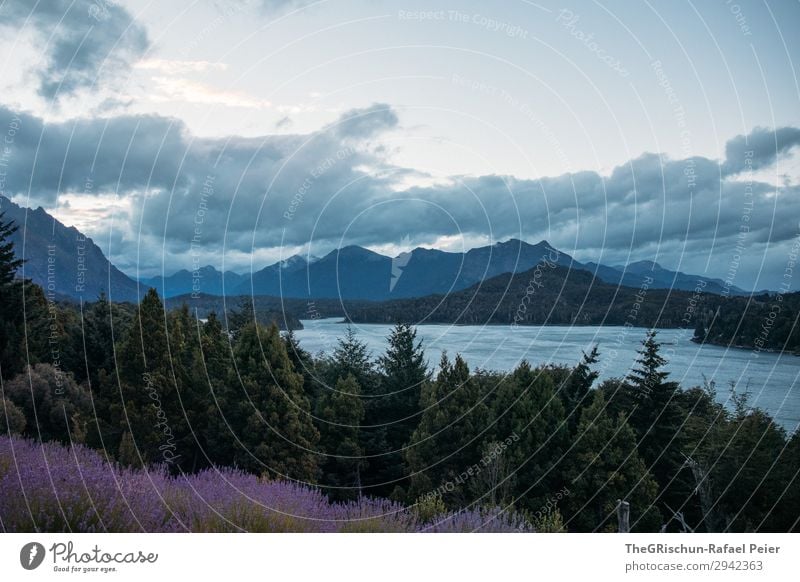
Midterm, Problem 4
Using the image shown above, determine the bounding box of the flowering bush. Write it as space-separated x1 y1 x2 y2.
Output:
0 436 530 533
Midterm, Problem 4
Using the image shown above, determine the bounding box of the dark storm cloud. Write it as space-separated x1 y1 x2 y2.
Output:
1 103 798 281
0 0 149 99
723 126 800 175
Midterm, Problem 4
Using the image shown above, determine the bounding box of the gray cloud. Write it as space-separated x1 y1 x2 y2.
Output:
0 0 149 100
330 103 400 139
0 103 798 290
254 0 317 12
723 126 800 175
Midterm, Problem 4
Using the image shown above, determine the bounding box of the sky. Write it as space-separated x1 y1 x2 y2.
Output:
0 0 798 291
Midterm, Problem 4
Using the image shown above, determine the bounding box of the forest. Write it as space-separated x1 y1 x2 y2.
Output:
1 214 799 533
343 262 800 354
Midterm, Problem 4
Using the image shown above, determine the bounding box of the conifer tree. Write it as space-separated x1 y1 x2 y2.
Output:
563 391 661 532
406 353 487 507
626 330 689 518
318 373 365 500
360 323 430 497
561 346 600 433
227 322 319 480
0 213 24 379
489 361 568 511
113 288 175 466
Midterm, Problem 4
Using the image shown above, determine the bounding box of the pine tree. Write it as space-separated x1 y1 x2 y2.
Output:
626 330 689 522
561 346 599 433
113 288 176 466
226 322 319 480
563 391 661 532
362 323 430 498
378 323 429 450
488 361 568 511
707 407 789 531
0 213 24 379
318 374 365 501
321 327 387 493
406 353 487 507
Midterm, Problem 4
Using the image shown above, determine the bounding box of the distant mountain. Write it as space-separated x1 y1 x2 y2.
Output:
236 239 572 300
0 196 756 305
344 263 800 353
141 266 246 298
583 260 748 295
0 196 140 302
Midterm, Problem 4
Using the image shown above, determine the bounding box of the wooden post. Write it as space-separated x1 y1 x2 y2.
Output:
617 499 630 533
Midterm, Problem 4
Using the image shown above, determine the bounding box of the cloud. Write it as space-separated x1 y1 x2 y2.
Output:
135 59 228 74
723 126 800 175
148 76 272 109
0 0 149 100
330 103 399 139
0 103 797 289
254 0 317 13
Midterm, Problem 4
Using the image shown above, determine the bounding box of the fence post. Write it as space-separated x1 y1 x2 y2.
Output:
617 499 630 533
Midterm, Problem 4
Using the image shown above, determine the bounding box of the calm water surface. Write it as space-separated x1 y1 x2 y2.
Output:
295 318 800 432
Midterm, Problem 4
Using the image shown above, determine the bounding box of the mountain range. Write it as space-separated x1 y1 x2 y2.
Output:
2 196 748 303
0 196 140 302
150 239 747 299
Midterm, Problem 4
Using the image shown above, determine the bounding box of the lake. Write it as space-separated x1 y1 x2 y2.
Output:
295 318 800 432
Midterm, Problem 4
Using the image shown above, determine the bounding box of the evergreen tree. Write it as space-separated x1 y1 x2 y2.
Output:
774 431 800 532
406 353 487 507
225 322 319 480
0 213 24 379
489 361 568 511
563 391 661 532
561 346 600 433
321 327 387 494
626 330 690 521
362 323 430 498
706 407 789 531
113 288 177 466
197 312 234 468
378 323 429 449
283 328 320 405
318 374 365 501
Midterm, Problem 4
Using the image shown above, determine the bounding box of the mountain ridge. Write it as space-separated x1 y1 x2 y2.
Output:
2 197 752 302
